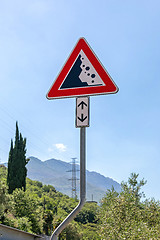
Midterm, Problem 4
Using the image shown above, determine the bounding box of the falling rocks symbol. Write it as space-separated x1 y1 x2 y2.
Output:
60 50 104 89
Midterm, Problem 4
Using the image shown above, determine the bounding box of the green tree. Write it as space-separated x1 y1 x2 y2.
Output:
99 173 160 239
0 165 8 222
12 188 43 234
75 202 98 224
7 122 29 194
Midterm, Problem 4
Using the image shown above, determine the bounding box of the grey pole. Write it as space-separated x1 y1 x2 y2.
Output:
50 127 86 240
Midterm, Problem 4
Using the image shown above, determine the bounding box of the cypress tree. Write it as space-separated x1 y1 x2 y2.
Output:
7 122 29 193
7 139 14 194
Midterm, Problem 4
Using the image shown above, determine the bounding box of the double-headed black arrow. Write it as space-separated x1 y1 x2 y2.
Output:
77 100 88 123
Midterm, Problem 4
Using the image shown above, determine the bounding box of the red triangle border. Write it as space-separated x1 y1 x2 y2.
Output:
47 38 119 99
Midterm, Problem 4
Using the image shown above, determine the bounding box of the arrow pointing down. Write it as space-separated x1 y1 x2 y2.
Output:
78 114 87 122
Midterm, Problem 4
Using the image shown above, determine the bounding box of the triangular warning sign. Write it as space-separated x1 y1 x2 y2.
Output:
47 38 118 99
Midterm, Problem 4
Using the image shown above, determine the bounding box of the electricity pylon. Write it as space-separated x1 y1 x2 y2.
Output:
67 158 79 199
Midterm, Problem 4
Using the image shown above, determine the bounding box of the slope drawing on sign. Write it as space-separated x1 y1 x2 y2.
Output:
60 50 105 89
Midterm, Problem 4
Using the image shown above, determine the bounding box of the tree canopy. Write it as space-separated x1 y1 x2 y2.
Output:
7 122 29 193
99 173 160 239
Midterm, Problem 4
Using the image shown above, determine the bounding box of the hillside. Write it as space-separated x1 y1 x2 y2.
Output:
27 157 121 202
0 164 99 239
2 163 160 239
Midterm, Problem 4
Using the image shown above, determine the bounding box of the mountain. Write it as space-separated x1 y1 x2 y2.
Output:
27 156 121 203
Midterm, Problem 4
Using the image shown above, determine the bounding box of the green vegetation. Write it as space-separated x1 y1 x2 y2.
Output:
0 165 99 238
3 122 160 238
7 122 29 193
1 161 160 239
99 173 160 239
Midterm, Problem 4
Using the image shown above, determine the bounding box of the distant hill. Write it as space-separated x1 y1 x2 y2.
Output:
27 157 121 203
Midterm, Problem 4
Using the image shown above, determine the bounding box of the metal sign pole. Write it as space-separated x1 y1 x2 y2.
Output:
80 127 86 204
50 127 86 240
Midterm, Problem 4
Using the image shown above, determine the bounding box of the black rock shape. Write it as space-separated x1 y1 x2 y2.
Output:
60 55 88 89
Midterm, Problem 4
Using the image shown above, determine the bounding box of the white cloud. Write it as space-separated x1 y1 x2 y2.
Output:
55 143 67 152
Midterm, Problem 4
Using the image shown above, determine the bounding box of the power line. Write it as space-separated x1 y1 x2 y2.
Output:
0 104 76 162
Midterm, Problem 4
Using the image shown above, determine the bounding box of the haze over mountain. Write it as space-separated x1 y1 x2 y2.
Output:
27 157 121 202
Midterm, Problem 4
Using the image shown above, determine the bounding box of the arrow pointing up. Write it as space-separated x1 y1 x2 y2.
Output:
78 101 87 110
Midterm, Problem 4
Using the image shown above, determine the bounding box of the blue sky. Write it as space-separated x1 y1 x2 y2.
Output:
0 0 160 200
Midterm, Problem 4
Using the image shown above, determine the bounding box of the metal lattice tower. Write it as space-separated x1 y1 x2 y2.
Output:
68 158 79 199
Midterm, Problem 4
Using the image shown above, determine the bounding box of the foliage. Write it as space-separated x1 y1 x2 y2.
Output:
75 202 98 224
0 165 13 223
2 164 160 239
12 188 43 234
0 165 101 238
7 122 29 193
79 223 101 240
99 173 160 239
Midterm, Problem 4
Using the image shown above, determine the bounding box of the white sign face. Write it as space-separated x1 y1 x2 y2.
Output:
76 97 89 128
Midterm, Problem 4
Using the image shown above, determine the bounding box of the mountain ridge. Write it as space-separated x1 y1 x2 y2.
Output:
27 156 121 202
